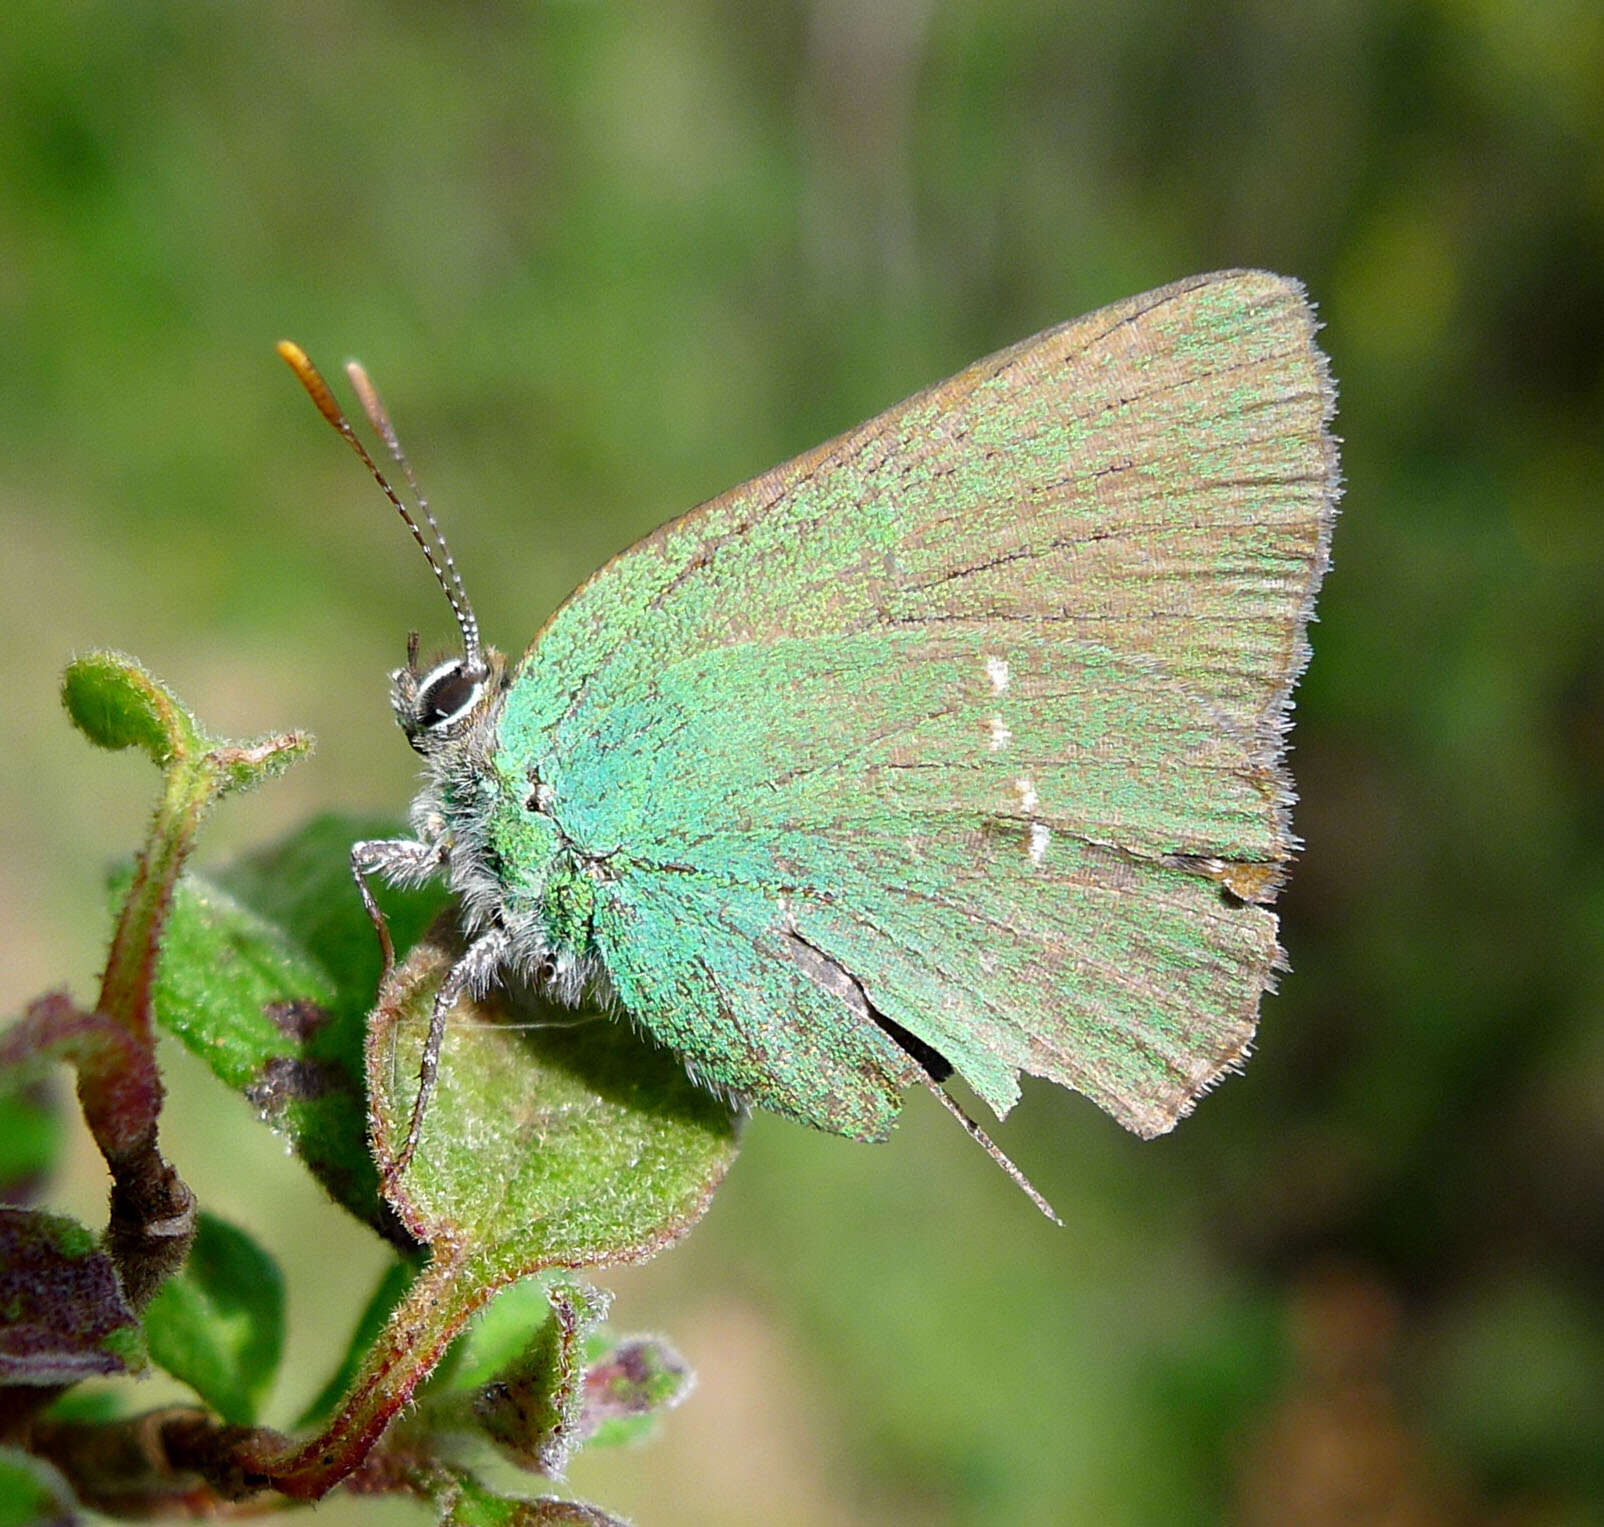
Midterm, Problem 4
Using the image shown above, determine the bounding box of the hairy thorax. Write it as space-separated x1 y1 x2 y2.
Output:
413 691 605 1004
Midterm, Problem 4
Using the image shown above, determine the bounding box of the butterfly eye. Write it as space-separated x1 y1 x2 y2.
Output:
416 661 485 731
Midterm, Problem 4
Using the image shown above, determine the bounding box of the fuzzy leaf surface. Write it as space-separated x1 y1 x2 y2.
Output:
446 1277 561 1391
0 1207 145 1384
260 931 737 1495
198 830 734 1499
60 650 195 765
473 1278 612 1478
373 923 741 1273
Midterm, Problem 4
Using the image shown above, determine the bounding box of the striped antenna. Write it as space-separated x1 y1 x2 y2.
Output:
277 340 484 675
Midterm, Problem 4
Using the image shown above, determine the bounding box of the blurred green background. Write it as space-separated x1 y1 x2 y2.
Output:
3 1 1602 1522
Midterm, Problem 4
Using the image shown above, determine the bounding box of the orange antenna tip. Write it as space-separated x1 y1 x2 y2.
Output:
279 339 483 670
277 339 348 433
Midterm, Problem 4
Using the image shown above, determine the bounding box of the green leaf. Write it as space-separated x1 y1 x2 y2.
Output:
61 650 196 766
147 814 448 1234
143 1212 284 1425
0 1446 78 1527
0 1073 60 1205
73 650 309 1121
205 734 314 796
0 1206 146 1384
39 1388 126 1426
472 1277 612 1478
374 921 741 1273
443 1278 562 1393
449 1283 692 1456
61 650 311 795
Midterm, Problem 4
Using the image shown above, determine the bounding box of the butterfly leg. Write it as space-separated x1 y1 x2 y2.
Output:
387 924 513 1183
351 837 444 976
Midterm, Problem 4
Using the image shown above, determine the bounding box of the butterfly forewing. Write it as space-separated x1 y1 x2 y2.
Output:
499 269 1337 1139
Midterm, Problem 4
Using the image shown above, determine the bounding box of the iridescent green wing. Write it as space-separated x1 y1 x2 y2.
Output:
497 270 1338 1140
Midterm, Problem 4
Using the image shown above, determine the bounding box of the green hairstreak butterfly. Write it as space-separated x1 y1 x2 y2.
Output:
281 269 1338 1220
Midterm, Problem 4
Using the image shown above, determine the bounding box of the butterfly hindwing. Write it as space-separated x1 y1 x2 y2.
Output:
499 269 1337 1137
563 626 1285 1136
592 869 923 1141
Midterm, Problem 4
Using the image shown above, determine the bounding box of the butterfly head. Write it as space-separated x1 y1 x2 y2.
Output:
390 634 506 754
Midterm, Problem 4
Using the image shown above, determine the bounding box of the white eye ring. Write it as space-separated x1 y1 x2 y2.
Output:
417 659 486 731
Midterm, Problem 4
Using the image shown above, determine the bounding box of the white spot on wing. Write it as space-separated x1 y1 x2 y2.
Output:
1013 777 1039 813
1028 823 1051 865
988 716 1013 751
985 656 1010 693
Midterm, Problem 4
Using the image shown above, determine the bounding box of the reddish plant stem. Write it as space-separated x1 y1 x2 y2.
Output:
248 1245 491 1498
27 1406 435 1517
36 1250 495 1505
0 997 192 1312
98 753 206 1050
